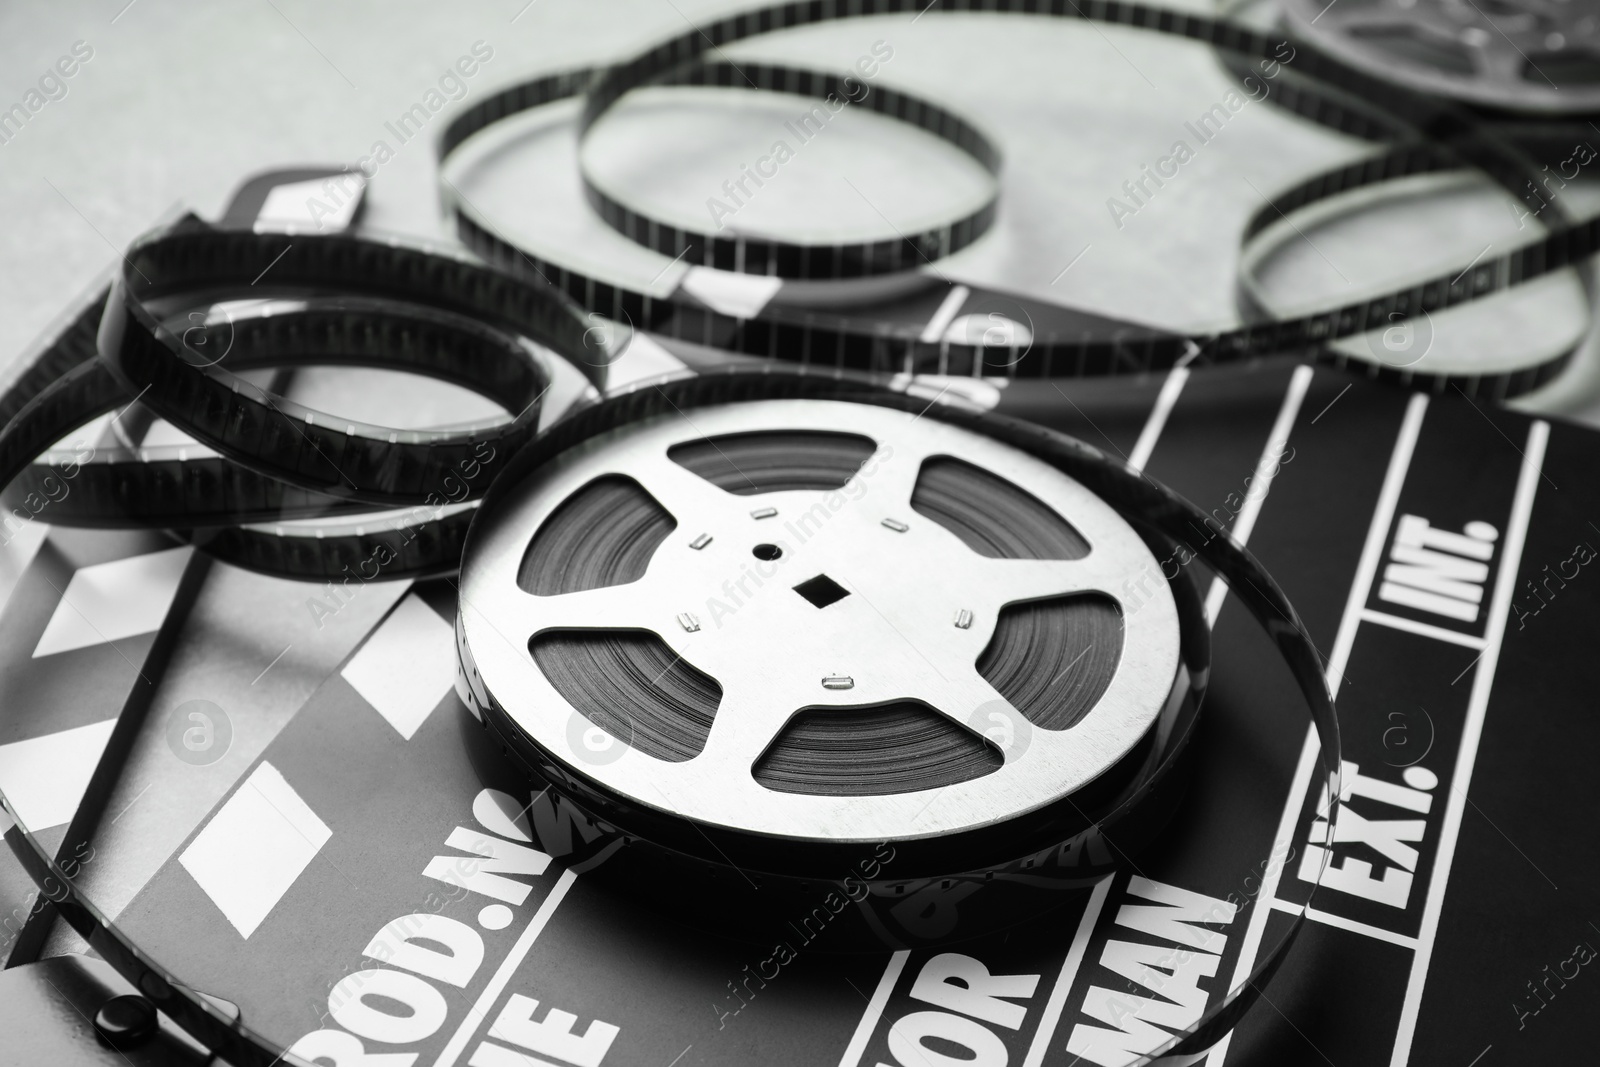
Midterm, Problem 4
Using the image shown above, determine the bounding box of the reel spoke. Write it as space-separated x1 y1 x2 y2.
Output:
692 680 807 776
517 581 670 635
1467 35 1538 87
624 450 753 526
907 670 1026 760
976 557 1117 611
850 436 940 511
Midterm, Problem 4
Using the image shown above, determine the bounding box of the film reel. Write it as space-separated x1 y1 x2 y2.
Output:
460 397 1183 868
1281 0 1600 117
1208 1 1597 387
0 341 1343 1065
444 367 1344 1065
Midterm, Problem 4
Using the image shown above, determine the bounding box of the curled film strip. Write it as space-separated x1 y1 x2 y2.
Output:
0 360 1346 1065
439 0 1600 396
456 369 1345 1064
1 2 1592 580
0 1 1591 1061
1207 3 1597 381
1 222 612 580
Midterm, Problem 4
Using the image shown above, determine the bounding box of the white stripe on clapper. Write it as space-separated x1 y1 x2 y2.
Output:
1206 391 1430 1067
1204 363 1314 624
1020 875 1116 1067
1268 899 1420 950
1018 363 1315 1065
836 950 911 1067
1127 365 1189 474
1389 420 1547 1067
919 285 970 344
1359 608 1488 650
835 361 1208 1067
432 868 578 1067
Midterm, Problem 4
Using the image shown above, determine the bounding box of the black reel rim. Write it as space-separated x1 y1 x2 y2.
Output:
453 364 1343 1065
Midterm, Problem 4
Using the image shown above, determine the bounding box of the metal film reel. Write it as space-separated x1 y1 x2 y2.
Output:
458 398 1184 880
1282 0 1600 114
0 364 1345 1066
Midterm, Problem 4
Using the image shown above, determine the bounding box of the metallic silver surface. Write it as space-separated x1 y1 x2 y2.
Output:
1283 0 1600 114
461 399 1182 844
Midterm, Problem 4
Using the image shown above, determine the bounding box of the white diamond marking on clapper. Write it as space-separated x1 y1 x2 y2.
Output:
0 718 116 832
179 760 333 939
32 546 191 658
341 592 457 740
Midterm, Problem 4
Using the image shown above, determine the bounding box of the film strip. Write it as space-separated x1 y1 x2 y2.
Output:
0 223 615 581
0 3 1593 1063
439 0 1598 396
0 2 1585 586
2 362 1346 1066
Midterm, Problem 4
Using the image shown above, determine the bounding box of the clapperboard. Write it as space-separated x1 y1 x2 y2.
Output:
76 356 1597 1067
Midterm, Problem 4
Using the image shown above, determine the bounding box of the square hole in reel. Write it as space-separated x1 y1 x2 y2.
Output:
793 574 850 609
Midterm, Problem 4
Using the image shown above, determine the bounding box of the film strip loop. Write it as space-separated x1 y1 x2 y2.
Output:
10 296 535 528
0 282 1338 1067
590 59 1004 279
455 367 1343 1066
440 0 1598 395
1212 46 1597 395
103 294 546 507
0 2 1588 577
0 223 612 578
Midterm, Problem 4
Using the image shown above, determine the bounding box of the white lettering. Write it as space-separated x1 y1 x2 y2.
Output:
1113 876 1237 952
908 953 1039 1030
290 1029 418 1066
1068 988 1186 1067
328 968 448 1045
363 913 485 988
1064 879 1236 1066
422 827 551 906
1297 761 1434 907
1379 515 1496 622
882 1011 1007 1067
485 994 619 1067
1098 939 1218 1022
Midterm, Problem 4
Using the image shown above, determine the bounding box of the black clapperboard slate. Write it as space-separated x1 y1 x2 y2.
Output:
113 360 1599 1066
